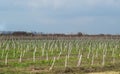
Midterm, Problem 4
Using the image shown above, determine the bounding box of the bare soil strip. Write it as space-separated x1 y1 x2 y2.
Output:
88 71 120 74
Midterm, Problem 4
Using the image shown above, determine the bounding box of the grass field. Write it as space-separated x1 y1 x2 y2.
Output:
0 37 120 74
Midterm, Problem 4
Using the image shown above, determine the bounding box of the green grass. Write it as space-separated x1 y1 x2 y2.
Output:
0 38 120 73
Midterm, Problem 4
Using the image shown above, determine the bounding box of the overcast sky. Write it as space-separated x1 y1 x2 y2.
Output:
0 0 120 34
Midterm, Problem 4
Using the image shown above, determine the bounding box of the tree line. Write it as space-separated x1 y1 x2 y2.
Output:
0 31 120 38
